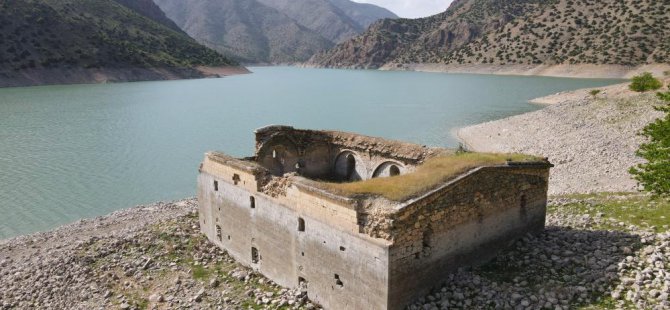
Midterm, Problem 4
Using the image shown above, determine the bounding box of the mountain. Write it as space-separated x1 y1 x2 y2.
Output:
155 0 397 64
257 0 396 43
308 0 670 69
154 0 334 64
256 0 363 43
0 0 239 87
328 0 398 28
112 0 183 32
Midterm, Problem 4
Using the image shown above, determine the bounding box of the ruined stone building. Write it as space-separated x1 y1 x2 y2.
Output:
197 126 552 309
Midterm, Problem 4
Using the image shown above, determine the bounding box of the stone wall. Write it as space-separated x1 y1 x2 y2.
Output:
198 155 392 309
253 126 443 181
198 131 551 310
386 165 550 308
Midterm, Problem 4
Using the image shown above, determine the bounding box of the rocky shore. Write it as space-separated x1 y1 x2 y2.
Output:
0 66 250 89
2 195 668 310
378 63 670 79
0 199 314 310
457 80 667 195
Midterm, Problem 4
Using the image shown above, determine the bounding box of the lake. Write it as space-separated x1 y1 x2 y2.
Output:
0 67 619 238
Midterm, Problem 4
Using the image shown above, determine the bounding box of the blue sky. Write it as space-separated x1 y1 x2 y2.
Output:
353 0 453 18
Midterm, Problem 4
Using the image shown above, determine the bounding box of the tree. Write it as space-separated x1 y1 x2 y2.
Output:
630 86 670 196
629 72 662 92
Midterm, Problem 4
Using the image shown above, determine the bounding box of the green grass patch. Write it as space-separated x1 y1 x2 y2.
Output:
551 193 670 232
192 264 209 280
320 153 543 201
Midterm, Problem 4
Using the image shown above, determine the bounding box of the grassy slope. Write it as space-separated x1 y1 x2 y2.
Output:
320 153 542 201
0 0 235 72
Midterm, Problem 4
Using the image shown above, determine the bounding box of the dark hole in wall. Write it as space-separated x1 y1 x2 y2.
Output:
420 227 433 258
251 247 259 264
214 180 218 191
298 217 305 232
250 196 256 209
232 174 240 185
339 246 346 251
356 213 367 233
216 225 222 241
389 165 400 176
298 277 308 290
334 274 344 287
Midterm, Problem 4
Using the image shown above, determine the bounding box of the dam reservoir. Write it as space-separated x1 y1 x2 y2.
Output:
0 67 620 238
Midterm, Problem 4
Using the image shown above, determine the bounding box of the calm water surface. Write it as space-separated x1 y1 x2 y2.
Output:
0 67 620 238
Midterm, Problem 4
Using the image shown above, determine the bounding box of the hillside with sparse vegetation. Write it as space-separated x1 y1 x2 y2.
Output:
154 0 396 64
0 0 237 87
308 0 670 69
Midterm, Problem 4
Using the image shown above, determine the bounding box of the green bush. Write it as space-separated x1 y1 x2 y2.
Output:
629 72 663 92
630 86 670 197
589 89 601 97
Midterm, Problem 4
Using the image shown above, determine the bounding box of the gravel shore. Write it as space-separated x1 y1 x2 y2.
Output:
2 196 668 310
0 199 314 310
456 81 667 195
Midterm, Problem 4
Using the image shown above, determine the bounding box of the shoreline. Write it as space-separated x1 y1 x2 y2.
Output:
378 63 670 79
455 79 668 195
0 65 250 89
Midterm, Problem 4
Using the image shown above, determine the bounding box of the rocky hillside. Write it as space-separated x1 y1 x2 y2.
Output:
112 0 183 32
155 0 396 64
308 0 670 69
0 0 237 87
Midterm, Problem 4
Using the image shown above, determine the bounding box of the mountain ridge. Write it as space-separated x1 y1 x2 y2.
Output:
308 0 670 72
155 0 396 64
0 0 241 87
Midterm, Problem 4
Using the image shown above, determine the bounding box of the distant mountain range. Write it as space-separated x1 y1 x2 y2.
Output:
154 0 397 64
308 0 670 69
0 0 239 87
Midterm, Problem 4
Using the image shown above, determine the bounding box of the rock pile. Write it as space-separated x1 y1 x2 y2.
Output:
408 203 669 310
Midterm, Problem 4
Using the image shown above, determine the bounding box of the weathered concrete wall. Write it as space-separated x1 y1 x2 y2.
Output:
386 165 550 309
198 160 392 309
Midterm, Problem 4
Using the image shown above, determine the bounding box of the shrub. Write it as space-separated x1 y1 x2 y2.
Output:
629 72 663 92
659 86 670 102
589 89 601 97
630 87 670 197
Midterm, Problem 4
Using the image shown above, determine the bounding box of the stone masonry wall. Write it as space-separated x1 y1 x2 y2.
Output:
386 165 550 309
198 157 392 309
253 126 443 181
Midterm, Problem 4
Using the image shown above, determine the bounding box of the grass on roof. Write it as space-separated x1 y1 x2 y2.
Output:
320 153 543 201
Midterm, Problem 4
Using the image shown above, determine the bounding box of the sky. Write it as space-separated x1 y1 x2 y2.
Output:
353 0 454 19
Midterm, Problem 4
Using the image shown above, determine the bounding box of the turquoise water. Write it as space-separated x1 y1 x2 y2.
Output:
0 67 619 238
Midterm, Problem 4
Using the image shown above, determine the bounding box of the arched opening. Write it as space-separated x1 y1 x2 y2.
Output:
372 162 403 178
389 165 400 176
298 217 305 232
346 154 356 180
334 151 360 182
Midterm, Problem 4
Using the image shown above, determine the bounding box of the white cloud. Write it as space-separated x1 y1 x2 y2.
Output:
353 0 453 18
